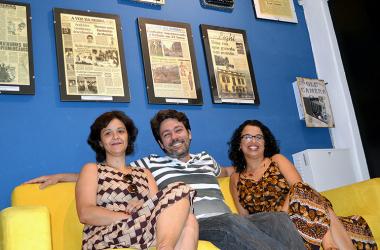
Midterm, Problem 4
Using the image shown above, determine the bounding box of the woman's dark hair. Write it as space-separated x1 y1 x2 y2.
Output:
87 111 138 162
150 109 191 144
228 120 280 173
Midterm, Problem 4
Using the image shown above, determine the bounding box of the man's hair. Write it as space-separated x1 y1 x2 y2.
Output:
150 109 191 144
87 110 138 162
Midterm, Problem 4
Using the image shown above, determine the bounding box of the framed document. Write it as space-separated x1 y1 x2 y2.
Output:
200 24 259 104
0 1 35 95
200 0 235 11
53 8 130 102
138 18 203 105
294 77 335 128
132 0 165 5
252 0 298 23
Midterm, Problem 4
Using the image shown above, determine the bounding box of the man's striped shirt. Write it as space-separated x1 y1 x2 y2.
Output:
130 151 231 218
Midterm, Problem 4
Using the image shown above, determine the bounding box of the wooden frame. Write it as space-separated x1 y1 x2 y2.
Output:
53 8 130 102
201 24 259 104
138 17 203 105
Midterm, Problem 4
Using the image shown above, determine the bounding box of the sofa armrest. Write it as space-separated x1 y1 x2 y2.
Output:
321 178 380 216
0 206 52 250
321 178 380 244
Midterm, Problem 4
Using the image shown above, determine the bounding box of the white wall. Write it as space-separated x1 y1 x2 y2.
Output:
302 0 370 181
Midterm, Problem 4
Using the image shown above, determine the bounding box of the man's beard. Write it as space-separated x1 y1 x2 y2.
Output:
166 139 190 160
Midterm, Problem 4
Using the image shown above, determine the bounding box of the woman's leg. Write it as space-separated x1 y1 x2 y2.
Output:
174 213 198 250
155 196 193 250
323 208 355 250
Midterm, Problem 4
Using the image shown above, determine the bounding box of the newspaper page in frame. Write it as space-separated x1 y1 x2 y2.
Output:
0 2 31 88
57 11 127 100
145 23 197 99
253 0 298 23
207 28 256 103
296 77 335 128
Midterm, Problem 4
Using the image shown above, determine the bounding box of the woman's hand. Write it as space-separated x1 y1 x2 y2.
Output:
125 199 144 214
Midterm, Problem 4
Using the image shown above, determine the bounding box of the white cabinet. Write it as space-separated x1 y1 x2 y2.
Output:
292 149 357 191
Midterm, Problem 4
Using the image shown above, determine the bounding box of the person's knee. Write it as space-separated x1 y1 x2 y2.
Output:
156 240 174 250
184 214 199 235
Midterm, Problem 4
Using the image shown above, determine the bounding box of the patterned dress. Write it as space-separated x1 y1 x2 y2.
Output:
237 160 378 250
82 164 195 250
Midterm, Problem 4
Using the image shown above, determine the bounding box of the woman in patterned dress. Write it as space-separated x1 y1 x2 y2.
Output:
228 120 377 250
76 111 198 250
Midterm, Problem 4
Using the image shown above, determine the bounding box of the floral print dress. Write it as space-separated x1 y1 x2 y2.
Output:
237 160 377 250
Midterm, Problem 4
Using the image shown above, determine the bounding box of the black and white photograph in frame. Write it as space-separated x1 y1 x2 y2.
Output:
201 24 259 104
53 8 130 102
200 0 235 11
138 17 203 105
0 1 35 95
252 0 298 23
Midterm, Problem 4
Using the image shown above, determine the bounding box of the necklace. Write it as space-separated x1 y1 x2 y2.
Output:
244 162 266 179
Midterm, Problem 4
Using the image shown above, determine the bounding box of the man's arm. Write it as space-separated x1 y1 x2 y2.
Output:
23 173 79 189
219 166 235 178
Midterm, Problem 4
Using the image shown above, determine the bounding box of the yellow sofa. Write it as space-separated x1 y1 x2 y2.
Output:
1 177 379 250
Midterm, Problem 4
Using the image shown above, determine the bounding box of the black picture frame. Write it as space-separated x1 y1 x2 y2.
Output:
132 0 165 5
201 24 259 104
0 1 35 95
138 17 203 105
200 0 235 11
53 8 130 102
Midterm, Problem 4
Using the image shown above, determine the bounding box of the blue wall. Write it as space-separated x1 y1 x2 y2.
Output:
0 0 332 209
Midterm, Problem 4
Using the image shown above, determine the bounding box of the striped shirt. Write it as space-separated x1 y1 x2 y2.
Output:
130 151 232 218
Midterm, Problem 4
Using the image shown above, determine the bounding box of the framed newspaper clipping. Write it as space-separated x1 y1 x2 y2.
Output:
0 1 35 95
201 24 259 104
252 0 298 23
294 77 335 128
138 18 203 105
53 8 130 102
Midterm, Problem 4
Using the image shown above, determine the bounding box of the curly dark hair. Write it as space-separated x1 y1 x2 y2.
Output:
228 120 280 173
87 111 138 162
150 109 191 145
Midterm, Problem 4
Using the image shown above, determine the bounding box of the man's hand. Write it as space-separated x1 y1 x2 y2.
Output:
23 173 79 189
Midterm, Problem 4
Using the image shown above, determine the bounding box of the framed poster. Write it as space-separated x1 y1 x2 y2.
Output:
53 8 130 102
200 24 259 104
294 77 335 128
252 0 298 23
138 18 203 105
0 1 35 95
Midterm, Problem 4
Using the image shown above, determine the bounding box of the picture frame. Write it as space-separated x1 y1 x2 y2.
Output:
0 1 35 95
138 17 203 105
200 24 259 104
294 77 335 128
200 0 235 11
53 8 130 102
252 0 298 23
132 0 165 5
